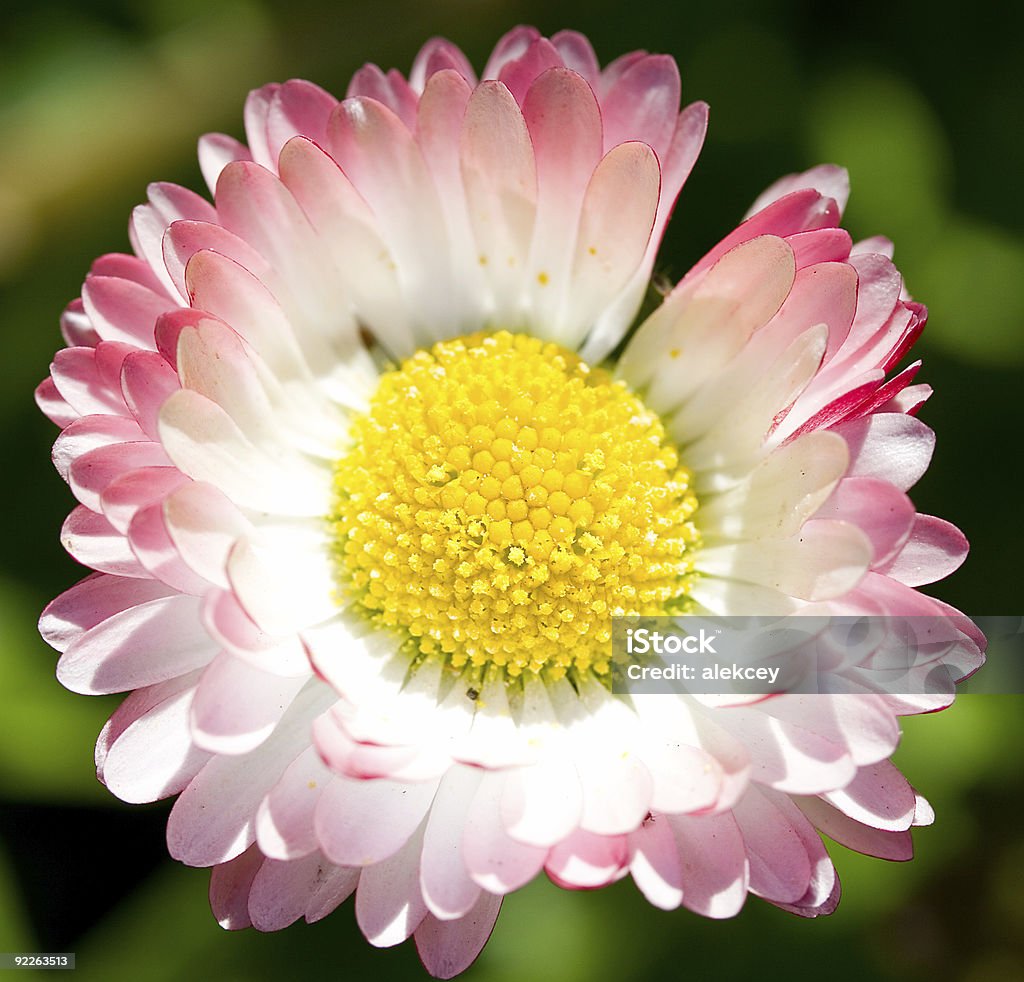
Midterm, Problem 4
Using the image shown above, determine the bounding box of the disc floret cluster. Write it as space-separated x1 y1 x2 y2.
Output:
330 331 700 679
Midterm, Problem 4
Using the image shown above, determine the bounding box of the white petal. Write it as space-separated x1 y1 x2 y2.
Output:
57 593 216 695
190 650 308 755
355 822 429 947
561 142 660 348
459 81 537 325
162 481 251 589
256 745 331 860
500 755 583 847
248 852 333 931
545 829 629 888
619 235 794 399
698 431 848 542
227 522 339 635
450 671 534 769
166 681 336 866
629 817 684 910
158 389 330 517
102 670 211 803
420 766 484 919
676 324 828 472
696 519 872 602
668 811 748 917
732 784 813 903
414 890 502 980
834 413 935 492
315 772 439 867
462 772 547 894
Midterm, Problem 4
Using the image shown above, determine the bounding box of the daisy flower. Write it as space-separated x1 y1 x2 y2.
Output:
36 25 983 979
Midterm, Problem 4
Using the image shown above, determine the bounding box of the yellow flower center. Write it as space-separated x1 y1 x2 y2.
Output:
329 331 700 681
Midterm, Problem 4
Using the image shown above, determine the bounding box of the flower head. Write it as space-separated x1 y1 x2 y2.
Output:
37 26 983 978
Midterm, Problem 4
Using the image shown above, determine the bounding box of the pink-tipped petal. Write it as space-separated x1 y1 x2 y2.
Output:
836 413 936 492
459 81 537 322
497 38 563 105
878 515 969 586
69 440 170 514
190 651 307 755
56 593 215 695
167 684 335 867
209 845 263 929
198 133 253 195
522 68 603 341
820 759 917 832
628 816 684 910
102 672 211 803
51 347 131 418
733 786 813 904
256 745 331 861
355 823 430 947
420 767 484 919
668 812 749 918
414 891 502 980
461 773 547 895
327 96 452 337
550 30 600 88
798 795 913 861
314 771 439 868
816 477 916 567
81 275 175 348
545 829 629 889
127 503 211 595
410 37 477 92
745 165 851 220
35 378 77 427
482 26 542 81
266 79 338 163
601 53 680 158
61 503 148 581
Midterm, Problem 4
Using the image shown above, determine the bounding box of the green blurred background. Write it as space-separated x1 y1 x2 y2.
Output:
1 0 1021 979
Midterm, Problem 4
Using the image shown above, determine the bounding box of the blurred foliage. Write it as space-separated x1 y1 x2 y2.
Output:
0 0 1021 980
0 577 116 803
